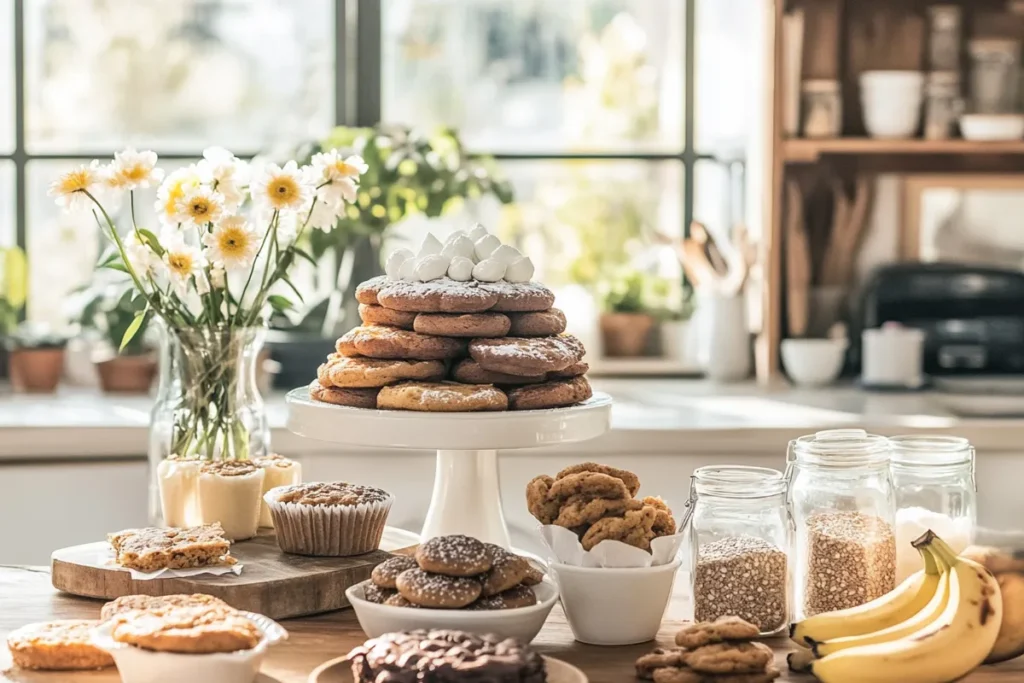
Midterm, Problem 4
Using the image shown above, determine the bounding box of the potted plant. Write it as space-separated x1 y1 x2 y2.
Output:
70 276 157 393
598 270 658 357
6 324 69 393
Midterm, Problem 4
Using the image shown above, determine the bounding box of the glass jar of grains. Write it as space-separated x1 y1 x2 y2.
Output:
890 436 976 584
787 429 896 620
686 466 791 635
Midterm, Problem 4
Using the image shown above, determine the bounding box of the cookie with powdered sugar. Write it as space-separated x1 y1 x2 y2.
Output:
469 334 585 376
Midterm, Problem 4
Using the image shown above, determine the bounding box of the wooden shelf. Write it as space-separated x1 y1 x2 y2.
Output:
784 137 1024 163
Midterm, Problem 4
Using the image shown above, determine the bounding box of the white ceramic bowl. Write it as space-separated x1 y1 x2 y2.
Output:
550 558 680 646
781 338 847 387
860 70 924 139
959 114 1024 141
91 611 287 683
346 579 559 642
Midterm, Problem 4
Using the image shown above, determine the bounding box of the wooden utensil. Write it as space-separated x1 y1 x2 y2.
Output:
785 179 811 338
682 238 722 290
691 221 729 275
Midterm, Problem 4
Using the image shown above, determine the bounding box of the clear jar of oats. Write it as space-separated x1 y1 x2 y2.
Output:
686 466 791 635
787 429 896 620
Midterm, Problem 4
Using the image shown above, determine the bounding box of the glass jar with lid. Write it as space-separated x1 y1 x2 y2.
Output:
890 435 976 583
787 429 896 619
685 466 791 635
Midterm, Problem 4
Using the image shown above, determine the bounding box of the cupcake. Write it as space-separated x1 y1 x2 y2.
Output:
264 482 393 556
253 454 302 528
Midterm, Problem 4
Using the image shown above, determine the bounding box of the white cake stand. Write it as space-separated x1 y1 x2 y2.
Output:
285 388 612 548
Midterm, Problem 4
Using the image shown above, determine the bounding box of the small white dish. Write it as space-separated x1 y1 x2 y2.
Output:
781 338 847 387
959 113 1024 141
309 653 587 683
550 558 681 645
92 611 287 683
345 579 559 643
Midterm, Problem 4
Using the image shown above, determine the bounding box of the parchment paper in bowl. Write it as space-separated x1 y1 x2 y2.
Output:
538 525 685 568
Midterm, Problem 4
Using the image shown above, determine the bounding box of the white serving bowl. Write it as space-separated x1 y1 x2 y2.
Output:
959 113 1024 141
781 338 847 387
860 70 924 139
91 611 287 683
549 558 681 646
346 579 559 643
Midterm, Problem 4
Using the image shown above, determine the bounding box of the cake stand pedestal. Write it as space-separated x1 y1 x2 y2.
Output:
285 389 612 548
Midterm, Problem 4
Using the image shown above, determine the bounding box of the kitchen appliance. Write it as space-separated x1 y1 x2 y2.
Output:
855 263 1024 376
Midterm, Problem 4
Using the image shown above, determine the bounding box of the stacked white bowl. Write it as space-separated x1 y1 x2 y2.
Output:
860 71 925 138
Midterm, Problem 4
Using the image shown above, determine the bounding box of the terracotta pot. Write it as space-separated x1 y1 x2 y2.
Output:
599 312 655 358
96 354 158 393
9 348 65 393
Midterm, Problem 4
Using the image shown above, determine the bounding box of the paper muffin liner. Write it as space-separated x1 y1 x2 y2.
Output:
264 490 393 557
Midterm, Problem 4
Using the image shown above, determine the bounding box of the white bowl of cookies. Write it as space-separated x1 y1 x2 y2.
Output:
346 535 558 643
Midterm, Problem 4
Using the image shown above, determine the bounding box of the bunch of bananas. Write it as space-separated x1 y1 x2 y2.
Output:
788 530 1003 683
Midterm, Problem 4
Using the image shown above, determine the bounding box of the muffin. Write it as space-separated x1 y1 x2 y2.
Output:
264 482 393 556
253 454 302 528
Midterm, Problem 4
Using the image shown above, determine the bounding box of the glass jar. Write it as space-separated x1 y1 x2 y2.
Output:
787 429 896 619
890 435 976 583
686 466 791 635
801 79 842 138
924 71 962 140
969 38 1021 114
927 5 962 72
147 322 270 525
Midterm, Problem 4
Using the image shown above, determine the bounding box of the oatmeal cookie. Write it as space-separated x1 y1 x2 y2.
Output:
480 281 556 312
580 505 657 551
355 275 389 305
548 360 589 379
555 462 641 497
495 584 537 608
506 376 593 410
674 616 761 649
7 620 114 670
395 568 482 608
324 355 446 388
337 325 467 361
481 545 529 596
525 475 560 524
682 642 774 675
309 380 379 409
378 381 508 412
547 472 631 505
110 605 261 654
377 279 499 313
416 535 493 576
652 667 781 683
371 555 419 589
414 312 511 338
643 496 677 536
101 594 229 621
384 594 421 608
359 303 417 329
554 494 630 527
469 334 585 376
507 308 567 336
451 358 547 385
635 648 687 680
362 582 397 604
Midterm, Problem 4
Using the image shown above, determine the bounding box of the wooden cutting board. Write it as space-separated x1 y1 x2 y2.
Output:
50 531 418 619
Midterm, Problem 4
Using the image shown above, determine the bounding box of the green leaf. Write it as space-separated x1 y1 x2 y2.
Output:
103 262 130 274
267 294 294 312
1 246 27 309
119 309 148 352
290 246 318 267
280 275 305 303
136 228 165 257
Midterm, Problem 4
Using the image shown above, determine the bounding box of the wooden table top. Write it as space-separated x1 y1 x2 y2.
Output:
1 567 1022 682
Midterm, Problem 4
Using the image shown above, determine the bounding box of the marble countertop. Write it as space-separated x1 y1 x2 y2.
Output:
1 379 1021 460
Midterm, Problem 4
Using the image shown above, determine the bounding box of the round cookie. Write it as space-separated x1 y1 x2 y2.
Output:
521 560 545 586
451 358 547 386
465 595 507 611
395 568 482 608
507 308 567 336
371 555 419 589
324 355 446 388
100 594 230 621
525 475 560 525
356 275 390 305
480 281 556 312
469 334 585 376
506 376 593 410
554 494 630 527
363 582 397 604
308 380 379 409
414 312 511 338
6 620 114 671
378 382 508 412
337 325 466 361
636 648 688 679
377 279 499 313
383 594 420 608
359 303 417 330
480 545 529 596
548 361 589 380
416 535 493 576
682 642 775 675
547 471 630 505
496 584 537 608
581 505 657 551
555 462 641 498
675 616 760 649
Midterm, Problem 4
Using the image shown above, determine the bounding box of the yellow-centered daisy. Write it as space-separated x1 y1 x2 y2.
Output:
156 167 201 226
161 236 204 295
202 215 260 272
175 187 225 230
106 148 163 190
47 161 102 211
250 160 312 213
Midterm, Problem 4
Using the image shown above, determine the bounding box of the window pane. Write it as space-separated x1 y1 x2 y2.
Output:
383 0 684 153
25 0 334 154
694 158 743 235
0 0 12 153
0 161 13 245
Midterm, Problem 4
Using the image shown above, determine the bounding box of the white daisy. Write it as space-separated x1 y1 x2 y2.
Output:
202 215 261 272
124 232 160 277
48 161 103 212
197 147 249 210
209 265 227 289
250 160 313 214
155 166 202 226
174 186 225 230
161 234 205 296
308 150 366 205
306 197 343 232
106 148 164 191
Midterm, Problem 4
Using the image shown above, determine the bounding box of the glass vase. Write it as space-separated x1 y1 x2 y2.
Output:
147 322 270 525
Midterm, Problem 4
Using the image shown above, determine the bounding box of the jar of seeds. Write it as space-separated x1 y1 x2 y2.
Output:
686 466 791 635
787 429 896 620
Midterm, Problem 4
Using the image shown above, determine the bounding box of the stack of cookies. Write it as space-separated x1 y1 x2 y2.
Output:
526 462 677 551
635 617 781 683
309 229 593 412
361 535 543 610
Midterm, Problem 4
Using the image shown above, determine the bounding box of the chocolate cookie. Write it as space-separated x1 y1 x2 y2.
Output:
363 582 397 604
636 648 688 680
308 380 379 409
337 325 467 361
675 617 761 649
359 303 417 330
383 594 420 608
378 382 508 412
506 376 592 410
416 535 493 576
414 312 511 338
555 462 641 497
371 555 419 589
451 359 546 386
465 595 508 611
323 355 447 388
521 560 545 586
480 281 556 312
507 308 567 336
496 584 537 609
683 642 775 675
355 276 389 305
480 545 529 596
395 568 482 608
469 334 585 376
377 279 499 314
580 505 657 551
548 361 589 379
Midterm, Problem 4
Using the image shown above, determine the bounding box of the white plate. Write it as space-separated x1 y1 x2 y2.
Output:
931 392 1024 417
309 653 587 683
346 579 559 643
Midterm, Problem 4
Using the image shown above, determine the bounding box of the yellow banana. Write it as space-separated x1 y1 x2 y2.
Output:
790 542 943 647
810 532 1003 683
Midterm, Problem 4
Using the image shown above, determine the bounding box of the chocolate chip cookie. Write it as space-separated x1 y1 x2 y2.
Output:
547 472 631 504
416 535 493 577
525 475 560 525
652 667 781 683
675 616 761 649
395 568 482 608
555 462 641 497
337 325 466 361
682 642 775 675
554 494 630 527
414 312 511 338
580 505 657 551
636 648 687 679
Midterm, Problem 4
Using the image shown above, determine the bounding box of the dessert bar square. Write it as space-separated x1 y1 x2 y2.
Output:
107 523 236 573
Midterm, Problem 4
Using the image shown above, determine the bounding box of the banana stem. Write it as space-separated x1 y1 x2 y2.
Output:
913 529 960 568
920 543 940 575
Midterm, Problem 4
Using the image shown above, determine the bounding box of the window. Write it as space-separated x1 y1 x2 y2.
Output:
3 0 762 324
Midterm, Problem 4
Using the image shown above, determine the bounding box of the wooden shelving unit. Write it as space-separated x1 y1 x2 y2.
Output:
784 138 1024 163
